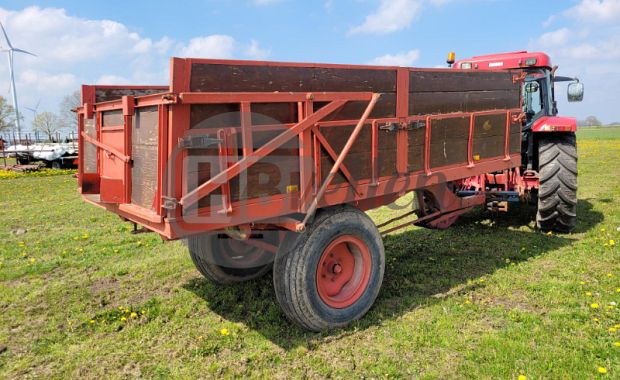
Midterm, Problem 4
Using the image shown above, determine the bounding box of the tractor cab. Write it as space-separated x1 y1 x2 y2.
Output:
453 51 583 126
452 51 584 169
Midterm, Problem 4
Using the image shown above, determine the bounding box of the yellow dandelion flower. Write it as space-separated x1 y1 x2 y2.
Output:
601 228 606 232
130 312 138 318
614 342 620 347
141 310 146 315
89 319 95 324
29 258 35 263
121 316 127 321
124 308 129 313
464 300 471 305
615 324 620 329
607 273 613 278
518 375 527 380
198 335 204 340
594 318 600 322
617 288 620 293
580 281 586 285
609 327 617 333
113 249 119 253
220 328 230 336
591 303 600 309
610 240 615 246
586 292 593 296
118 306 124 310
598 367 607 374
479 278 485 283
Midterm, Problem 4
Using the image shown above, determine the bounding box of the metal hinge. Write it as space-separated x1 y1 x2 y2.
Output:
178 135 223 149
512 112 526 123
161 196 178 210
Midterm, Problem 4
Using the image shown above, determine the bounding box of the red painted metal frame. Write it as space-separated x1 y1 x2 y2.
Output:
77 58 525 240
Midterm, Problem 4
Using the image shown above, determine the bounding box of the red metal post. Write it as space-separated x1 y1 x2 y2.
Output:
301 93 381 227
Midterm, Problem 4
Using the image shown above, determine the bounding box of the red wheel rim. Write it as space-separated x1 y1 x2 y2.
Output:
316 235 372 309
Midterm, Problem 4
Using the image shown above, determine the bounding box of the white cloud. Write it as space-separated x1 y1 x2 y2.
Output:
0 6 269 134
349 0 422 35
369 49 420 66
179 35 235 58
537 28 570 46
253 0 284 5
96 74 131 85
20 70 78 93
244 40 271 60
529 1 620 123
564 0 620 24
348 0 455 35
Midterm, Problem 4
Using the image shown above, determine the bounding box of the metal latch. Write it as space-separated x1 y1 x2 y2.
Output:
178 135 223 149
407 120 426 130
161 196 178 210
379 122 399 132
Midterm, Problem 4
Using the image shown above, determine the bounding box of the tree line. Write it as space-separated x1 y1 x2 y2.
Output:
0 91 80 141
577 116 619 127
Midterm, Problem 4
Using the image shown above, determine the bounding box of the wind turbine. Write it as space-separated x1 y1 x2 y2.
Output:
0 20 35 141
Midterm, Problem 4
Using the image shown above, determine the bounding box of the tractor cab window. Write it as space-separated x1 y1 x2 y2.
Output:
524 80 543 120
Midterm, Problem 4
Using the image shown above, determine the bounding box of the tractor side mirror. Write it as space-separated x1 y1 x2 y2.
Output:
568 82 584 102
525 82 539 93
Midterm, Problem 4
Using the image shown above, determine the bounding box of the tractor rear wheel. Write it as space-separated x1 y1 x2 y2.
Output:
187 232 280 284
536 133 577 232
273 206 385 331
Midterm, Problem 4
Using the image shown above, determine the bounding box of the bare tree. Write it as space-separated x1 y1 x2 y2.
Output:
32 112 64 141
59 90 81 133
0 95 16 134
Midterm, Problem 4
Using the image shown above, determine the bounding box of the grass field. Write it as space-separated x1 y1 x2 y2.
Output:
1 127 619 379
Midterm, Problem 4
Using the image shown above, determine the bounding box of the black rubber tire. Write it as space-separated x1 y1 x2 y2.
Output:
536 133 577 232
273 205 385 331
187 233 277 284
51 160 62 169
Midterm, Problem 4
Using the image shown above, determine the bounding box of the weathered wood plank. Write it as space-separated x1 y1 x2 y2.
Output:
190 64 397 92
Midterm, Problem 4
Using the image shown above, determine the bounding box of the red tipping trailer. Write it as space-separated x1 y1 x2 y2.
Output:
77 56 578 330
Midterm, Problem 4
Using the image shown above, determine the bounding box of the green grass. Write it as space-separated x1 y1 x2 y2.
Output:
1 128 619 379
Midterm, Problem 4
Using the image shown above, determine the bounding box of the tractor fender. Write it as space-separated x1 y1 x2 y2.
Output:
532 116 576 132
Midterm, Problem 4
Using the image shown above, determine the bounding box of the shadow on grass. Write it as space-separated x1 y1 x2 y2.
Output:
182 200 603 350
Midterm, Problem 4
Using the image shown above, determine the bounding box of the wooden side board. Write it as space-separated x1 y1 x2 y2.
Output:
179 62 522 206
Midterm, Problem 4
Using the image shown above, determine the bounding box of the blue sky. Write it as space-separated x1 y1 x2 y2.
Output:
1 0 619 131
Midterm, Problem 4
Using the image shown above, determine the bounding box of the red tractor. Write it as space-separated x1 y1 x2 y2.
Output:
453 51 583 232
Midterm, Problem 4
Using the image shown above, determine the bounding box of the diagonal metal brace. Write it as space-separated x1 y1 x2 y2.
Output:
179 98 351 208
301 93 381 227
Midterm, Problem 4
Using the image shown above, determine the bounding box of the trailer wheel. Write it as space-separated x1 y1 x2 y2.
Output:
51 160 62 169
536 133 577 232
187 233 277 284
273 206 384 331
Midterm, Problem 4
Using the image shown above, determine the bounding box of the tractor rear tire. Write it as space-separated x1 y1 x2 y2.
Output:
536 133 577 232
187 233 278 284
273 206 385 331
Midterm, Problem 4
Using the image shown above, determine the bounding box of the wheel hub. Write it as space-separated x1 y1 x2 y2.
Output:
316 235 372 308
